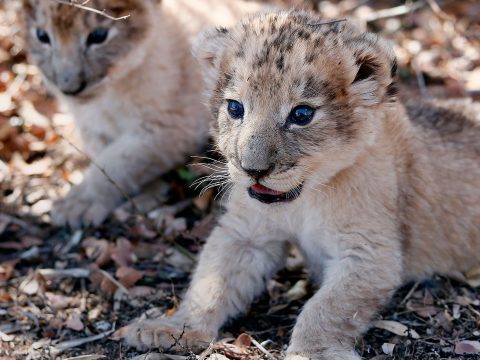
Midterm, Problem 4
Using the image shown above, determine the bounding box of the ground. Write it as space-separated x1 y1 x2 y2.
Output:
1 1 480 359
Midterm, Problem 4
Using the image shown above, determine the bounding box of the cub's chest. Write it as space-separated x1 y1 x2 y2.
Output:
268 201 343 264
70 93 141 140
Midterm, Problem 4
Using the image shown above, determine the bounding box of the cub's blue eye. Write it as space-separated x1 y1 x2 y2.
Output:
227 100 244 120
87 28 109 46
36 28 50 44
288 105 315 126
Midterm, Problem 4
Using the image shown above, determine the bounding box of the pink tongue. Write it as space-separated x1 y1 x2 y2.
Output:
251 183 284 196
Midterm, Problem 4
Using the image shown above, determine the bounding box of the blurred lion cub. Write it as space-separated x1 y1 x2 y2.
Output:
22 0 262 227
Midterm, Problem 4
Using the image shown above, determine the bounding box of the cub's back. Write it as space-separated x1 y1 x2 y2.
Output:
407 99 480 157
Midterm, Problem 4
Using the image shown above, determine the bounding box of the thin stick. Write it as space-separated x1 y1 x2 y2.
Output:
307 18 347 27
54 0 130 21
51 329 114 354
250 337 276 360
365 2 425 23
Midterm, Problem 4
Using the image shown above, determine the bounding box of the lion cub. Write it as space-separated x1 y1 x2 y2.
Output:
125 11 480 360
22 0 262 227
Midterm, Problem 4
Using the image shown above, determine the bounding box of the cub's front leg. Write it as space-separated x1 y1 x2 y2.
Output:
287 231 403 360
52 123 196 228
126 212 287 351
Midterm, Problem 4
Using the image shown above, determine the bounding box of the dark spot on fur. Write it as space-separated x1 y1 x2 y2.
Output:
386 82 398 98
276 54 285 71
302 76 329 99
391 58 398 78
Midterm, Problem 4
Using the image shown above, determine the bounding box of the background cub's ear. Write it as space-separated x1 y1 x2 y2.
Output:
192 27 230 94
346 33 398 107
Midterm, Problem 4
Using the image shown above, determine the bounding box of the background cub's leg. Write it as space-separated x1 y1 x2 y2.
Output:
287 232 402 360
52 123 199 227
126 218 287 351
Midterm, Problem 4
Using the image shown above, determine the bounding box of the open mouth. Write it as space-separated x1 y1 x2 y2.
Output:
248 183 303 204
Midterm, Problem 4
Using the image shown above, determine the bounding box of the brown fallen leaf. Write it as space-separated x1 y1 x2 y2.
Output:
0 260 17 282
66 312 84 331
82 237 112 267
45 292 76 310
233 333 251 349
111 237 135 268
115 266 143 288
110 325 129 341
0 290 13 302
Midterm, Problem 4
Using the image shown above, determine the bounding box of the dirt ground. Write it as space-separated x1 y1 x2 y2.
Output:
1 0 480 359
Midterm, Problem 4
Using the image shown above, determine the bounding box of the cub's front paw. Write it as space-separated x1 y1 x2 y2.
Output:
51 182 119 228
286 348 361 360
285 355 310 360
125 319 214 353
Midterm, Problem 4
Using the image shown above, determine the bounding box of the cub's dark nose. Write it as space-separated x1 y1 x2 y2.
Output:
242 165 274 180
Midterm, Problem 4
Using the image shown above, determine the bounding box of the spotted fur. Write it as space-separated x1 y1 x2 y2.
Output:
126 10 480 360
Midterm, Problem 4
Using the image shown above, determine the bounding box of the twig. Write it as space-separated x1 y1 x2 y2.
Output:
365 1 425 23
51 329 114 354
38 268 90 279
426 0 454 21
198 342 215 360
250 337 276 360
53 0 130 21
64 355 107 360
58 134 143 217
400 281 419 306
98 268 129 294
307 18 347 27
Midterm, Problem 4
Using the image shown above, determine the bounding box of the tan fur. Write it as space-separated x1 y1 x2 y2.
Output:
22 0 263 227
125 11 480 360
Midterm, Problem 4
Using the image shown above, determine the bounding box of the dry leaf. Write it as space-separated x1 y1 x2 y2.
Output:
233 333 251 349
285 279 307 302
82 237 112 267
116 266 143 288
373 320 420 339
381 343 395 355
0 260 17 282
110 325 129 341
66 313 84 331
454 340 480 355
111 237 135 267
45 292 75 310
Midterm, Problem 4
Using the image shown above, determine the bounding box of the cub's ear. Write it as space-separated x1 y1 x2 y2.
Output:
192 27 230 92
346 33 398 107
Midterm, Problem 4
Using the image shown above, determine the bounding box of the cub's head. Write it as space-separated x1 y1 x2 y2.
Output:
22 0 154 98
193 11 398 204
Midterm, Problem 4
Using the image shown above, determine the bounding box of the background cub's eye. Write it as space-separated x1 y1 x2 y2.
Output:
36 28 50 44
227 100 244 119
86 28 109 46
288 105 315 126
